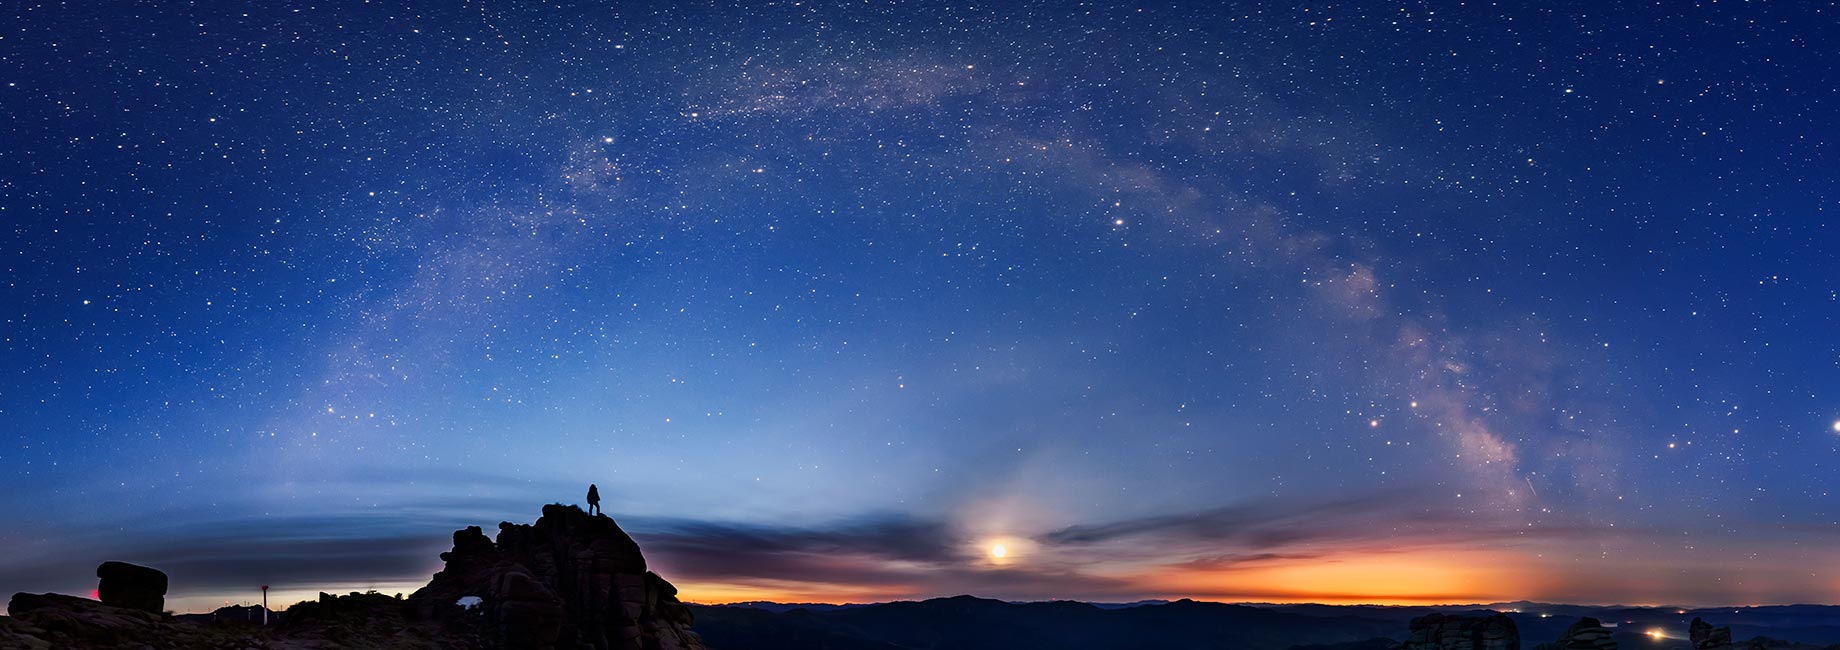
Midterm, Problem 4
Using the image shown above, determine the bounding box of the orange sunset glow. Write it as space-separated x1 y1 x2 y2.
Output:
663 546 1563 606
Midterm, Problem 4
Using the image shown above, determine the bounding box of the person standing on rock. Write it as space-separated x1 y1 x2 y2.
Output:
586 484 601 515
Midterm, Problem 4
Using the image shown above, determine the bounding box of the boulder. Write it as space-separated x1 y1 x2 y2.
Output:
94 561 167 614
1555 617 1617 650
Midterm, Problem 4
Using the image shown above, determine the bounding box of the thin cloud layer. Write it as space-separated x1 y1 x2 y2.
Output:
4 485 1829 609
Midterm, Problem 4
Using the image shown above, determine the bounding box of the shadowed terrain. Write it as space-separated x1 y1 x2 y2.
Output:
0 505 703 650
689 599 1840 650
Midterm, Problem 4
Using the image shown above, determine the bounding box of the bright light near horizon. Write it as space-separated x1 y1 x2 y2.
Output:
1648 630 1666 640
980 537 1024 566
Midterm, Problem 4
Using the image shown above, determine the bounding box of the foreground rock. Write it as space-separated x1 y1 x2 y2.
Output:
1694 617 1735 650
3 593 169 650
94 561 166 614
1392 613 1519 650
1 589 473 650
409 503 705 650
0 504 702 650
1542 617 1615 650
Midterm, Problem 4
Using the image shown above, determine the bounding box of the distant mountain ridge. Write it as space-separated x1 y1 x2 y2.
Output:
712 600 870 613
711 598 1173 612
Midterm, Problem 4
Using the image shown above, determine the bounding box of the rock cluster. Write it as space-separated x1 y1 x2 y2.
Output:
1392 613 1520 650
94 561 167 614
1 502 706 649
1 588 478 650
1551 617 1617 650
409 503 705 650
1694 618 1735 650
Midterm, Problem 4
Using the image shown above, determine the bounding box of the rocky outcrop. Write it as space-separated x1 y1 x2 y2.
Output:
1 503 704 650
409 503 705 650
94 561 166 614
1694 618 1735 650
1392 613 1519 650
1548 617 1616 650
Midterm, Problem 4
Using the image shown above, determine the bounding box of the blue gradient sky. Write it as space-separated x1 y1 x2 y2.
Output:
3 0 1837 612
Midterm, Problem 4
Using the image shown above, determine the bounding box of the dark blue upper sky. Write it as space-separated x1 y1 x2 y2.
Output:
2 0 1837 611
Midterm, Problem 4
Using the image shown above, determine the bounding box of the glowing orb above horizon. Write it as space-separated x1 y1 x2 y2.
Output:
990 544 1007 559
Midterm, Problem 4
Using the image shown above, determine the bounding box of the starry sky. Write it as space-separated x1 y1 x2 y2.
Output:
3 0 1838 613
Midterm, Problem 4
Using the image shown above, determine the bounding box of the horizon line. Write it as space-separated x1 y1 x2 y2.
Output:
679 594 1835 611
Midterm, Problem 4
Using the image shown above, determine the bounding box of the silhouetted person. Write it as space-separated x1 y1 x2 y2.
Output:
587 484 601 516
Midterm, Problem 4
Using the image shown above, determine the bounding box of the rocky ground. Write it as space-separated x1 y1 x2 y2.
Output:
0 590 472 650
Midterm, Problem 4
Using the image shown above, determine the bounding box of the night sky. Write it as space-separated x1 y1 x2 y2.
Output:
3 1 1838 613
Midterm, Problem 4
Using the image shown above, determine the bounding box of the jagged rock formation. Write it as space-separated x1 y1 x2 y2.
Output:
94 561 166 614
1544 617 1615 650
409 503 705 650
1392 613 1519 650
1694 618 1735 650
